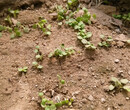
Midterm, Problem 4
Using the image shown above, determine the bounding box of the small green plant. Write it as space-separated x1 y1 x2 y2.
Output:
18 67 28 73
76 7 91 24
8 8 19 18
32 61 43 70
32 46 43 70
4 15 12 25
10 28 22 39
0 25 6 32
33 19 51 36
67 0 79 10
56 5 67 21
36 54 43 61
57 75 65 88
39 92 74 110
113 13 130 21
49 44 75 58
98 35 113 47
109 77 130 92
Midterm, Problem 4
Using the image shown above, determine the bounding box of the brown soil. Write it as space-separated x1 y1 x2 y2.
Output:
0 0 130 110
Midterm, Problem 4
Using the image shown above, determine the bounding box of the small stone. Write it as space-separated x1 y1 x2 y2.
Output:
101 98 106 103
88 95 94 101
82 98 87 104
126 97 129 100
114 59 120 63
32 97 35 101
49 13 58 20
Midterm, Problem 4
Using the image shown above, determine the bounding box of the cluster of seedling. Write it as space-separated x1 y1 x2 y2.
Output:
66 8 96 50
18 67 28 74
32 46 43 70
33 19 51 36
48 44 75 58
113 13 130 21
0 8 30 39
39 92 74 110
109 77 130 92
98 35 113 47
57 75 65 88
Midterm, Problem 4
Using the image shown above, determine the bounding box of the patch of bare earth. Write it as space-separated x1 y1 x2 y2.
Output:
0 1 130 110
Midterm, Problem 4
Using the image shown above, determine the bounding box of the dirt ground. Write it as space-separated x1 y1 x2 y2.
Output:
0 0 130 110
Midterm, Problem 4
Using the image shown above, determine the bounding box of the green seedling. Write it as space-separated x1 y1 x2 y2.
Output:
49 44 75 58
56 5 67 21
76 7 91 24
37 65 43 70
23 26 30 33
67 0 79 10
34 46 42 55
33 19 51 36
4 16 12 25
8 8 19 18
32 61 43 70
57 75 65 88
0 25 6 32
113 13 130 21
36 54 43 61
85 41 96 50
18 67 28 73
32 61 38 67
98 35 113 47
109 77 130 92
39 92 74 110
10 28 22 39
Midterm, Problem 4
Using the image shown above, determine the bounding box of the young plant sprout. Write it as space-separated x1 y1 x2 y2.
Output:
67 0 79 11
98 35 113 47
36 54 43 61
18 67 28 73
32 62 43 70
57 74 65 88
4 16 12 25
8 8 19 18
56 5 67 21
39 92 74 110
109 77 130 92
48 44 75 58
33 19 51 36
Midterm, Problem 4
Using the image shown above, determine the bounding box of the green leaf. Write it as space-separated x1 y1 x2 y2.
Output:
18 68 23 72
111 77 119 82
120 79 129 84
109 85 115 91
10 33 15 39
61 80 65 84
86 32 92 38
123 86 130 92
45 31 51 36
23 27 30 33
37 65 43 69
81 39 88 44
39 92 43 97
126 40 130 45
32 61 38 66
77 36 83 40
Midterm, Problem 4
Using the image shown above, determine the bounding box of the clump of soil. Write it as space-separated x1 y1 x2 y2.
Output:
0 0 130 110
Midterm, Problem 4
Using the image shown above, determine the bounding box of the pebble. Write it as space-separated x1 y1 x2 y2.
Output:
126 97 129 100
114 59 120 63
101 98 106 103
88 95 94 101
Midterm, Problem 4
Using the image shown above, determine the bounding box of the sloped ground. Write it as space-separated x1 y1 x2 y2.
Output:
0 1 130 110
